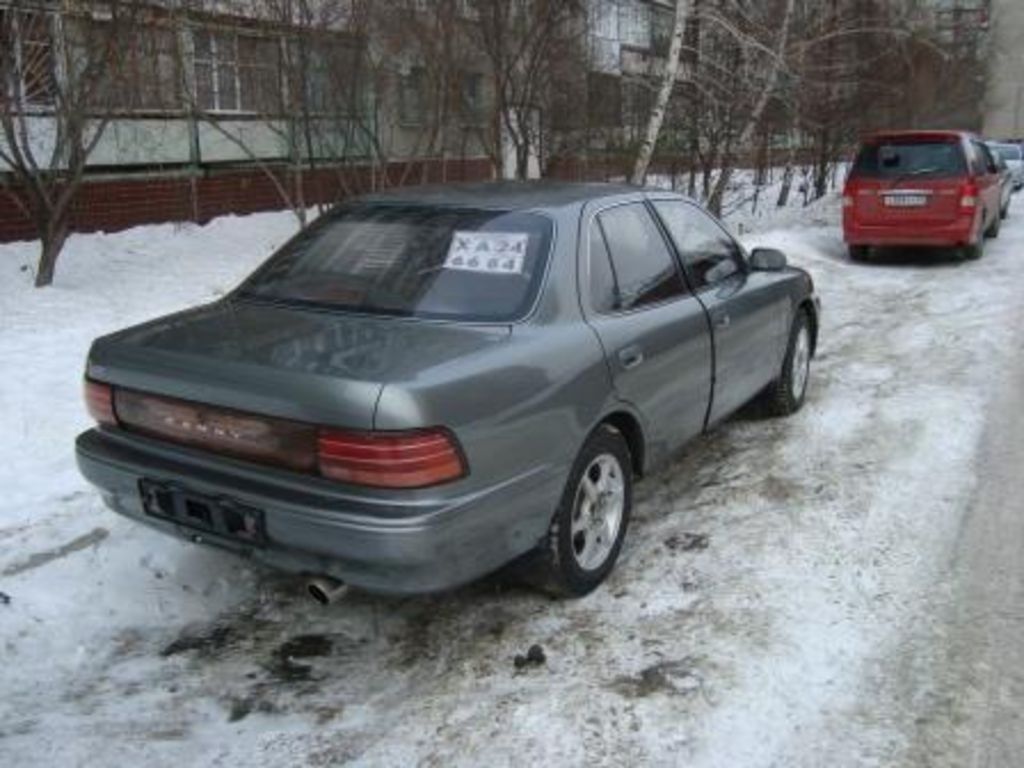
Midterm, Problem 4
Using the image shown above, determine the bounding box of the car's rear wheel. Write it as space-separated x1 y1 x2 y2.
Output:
532 425 633 597
848 245 871 262
985 208 1002 238
761 310 812 417
962 238 984 261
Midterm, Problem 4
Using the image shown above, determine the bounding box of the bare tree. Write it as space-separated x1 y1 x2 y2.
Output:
0 1 140 286
705 0 796 213
473 0 584 179
631 0 689 186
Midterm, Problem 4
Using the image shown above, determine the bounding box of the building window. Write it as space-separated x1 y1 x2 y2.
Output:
618 0 651 49
193 30 281 113
623 79 651 132
122 27 180 110
238 35 281 113
399 66 427 125
460 71 484 123
591 0 618 40
298 41 359 116
588 72 622 127
1 10 57 108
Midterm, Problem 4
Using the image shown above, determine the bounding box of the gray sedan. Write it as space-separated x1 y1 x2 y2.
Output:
76 183 820 598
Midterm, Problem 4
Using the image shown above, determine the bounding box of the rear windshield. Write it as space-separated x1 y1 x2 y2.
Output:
991 144 1022 162
239 205 553 322
852 140 966 179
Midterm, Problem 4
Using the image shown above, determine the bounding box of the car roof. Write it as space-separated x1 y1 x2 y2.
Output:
357 181 647 210
862 130 971 143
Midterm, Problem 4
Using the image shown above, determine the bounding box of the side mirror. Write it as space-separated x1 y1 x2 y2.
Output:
749 248 788 272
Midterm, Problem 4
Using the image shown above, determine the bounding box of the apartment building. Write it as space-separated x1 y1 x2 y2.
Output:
984 0 1024 139
0 0 493 242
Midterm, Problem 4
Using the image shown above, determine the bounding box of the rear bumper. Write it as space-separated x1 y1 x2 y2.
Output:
844 217 976 248
76 428 565 595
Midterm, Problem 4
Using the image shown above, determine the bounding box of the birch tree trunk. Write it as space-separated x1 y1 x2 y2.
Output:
707 0 796 213
630 0 689 186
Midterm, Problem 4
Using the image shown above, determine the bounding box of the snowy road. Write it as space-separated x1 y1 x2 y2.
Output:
2 199 1024 767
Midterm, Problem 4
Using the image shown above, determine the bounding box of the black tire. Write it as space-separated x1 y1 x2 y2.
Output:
985 208 1001 238
531 425 633 597
962 239 984 261
848 245 870 262
761 310 812 417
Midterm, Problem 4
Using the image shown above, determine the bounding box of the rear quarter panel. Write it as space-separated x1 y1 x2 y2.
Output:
373 204 614 505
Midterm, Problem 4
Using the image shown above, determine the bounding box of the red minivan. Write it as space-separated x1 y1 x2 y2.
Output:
843 131 1002 261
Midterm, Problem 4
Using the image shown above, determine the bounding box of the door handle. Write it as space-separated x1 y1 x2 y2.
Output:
714 313 731 329
618 345 645 370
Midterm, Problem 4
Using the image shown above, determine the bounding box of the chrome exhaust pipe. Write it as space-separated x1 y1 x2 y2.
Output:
306 576 349 605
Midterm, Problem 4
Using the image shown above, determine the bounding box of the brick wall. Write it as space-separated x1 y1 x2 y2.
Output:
0 157 494 244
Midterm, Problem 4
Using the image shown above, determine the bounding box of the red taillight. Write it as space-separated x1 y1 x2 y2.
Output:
84 378 117 426
960 180 979 211
94 383 466 489
843 179 868 211
842 182 857 208
317 428 467 489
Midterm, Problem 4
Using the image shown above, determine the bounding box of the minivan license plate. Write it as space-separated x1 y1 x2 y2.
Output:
884 195 927 207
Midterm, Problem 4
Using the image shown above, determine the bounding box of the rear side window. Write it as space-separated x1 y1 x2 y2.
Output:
595 203 686 311
852 140 966 179
588 221 618 314
239 205 552 322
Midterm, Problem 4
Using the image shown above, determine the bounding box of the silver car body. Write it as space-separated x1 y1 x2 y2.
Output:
989 141 1024 189
76 183 819 594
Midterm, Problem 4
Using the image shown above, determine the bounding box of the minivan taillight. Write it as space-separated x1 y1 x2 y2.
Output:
842 181 858 208
317 428 467 489
84 378 117 426
960 181 979 211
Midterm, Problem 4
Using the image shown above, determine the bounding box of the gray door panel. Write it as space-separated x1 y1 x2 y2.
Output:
588 300 713 452
700 273 788 423
650 198 790 423
580 202 714 456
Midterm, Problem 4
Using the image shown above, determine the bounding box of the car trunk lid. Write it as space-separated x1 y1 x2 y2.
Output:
87 299 512 431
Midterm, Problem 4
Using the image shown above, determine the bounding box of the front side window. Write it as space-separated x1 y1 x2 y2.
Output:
653 200 744 290
596 203 686 311
240 205 553 322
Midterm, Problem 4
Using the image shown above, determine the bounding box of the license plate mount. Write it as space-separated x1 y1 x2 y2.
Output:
884 194 927 208
139 479 266 546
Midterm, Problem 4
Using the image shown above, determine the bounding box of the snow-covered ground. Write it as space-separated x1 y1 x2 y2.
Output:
1 193 1023 767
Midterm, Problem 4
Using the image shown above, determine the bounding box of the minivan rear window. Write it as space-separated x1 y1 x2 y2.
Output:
852 140 966 179
239 205 553 322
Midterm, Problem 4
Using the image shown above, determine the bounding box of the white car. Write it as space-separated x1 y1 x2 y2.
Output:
988 142 1024 190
